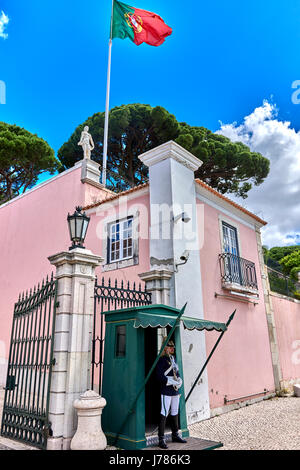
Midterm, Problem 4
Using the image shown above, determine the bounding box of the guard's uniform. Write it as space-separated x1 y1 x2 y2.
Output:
156 355 181 396
156 354 181 417
155 339 187 449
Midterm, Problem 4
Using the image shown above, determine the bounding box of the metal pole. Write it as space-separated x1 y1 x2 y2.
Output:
185 309 236 404
102 0 114 187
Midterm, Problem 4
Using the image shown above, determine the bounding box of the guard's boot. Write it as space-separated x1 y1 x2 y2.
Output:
170 414 187 443
158 414 168 449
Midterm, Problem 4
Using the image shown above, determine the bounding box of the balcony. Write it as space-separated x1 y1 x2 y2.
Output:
218 253 258 296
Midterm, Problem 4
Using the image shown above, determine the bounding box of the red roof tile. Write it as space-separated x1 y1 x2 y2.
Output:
84 178 267 226
83 182 149 210
195 179 267 226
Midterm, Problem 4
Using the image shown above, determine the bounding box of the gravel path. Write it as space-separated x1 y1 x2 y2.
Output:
189 396 300 450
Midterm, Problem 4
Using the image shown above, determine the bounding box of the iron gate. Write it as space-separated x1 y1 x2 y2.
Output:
92 277 152 394
1 274 58 449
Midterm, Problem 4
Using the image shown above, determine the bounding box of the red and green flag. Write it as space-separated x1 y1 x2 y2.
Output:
112 0 172 47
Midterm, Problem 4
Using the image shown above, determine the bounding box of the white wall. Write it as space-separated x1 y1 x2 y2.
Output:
139 141 210 423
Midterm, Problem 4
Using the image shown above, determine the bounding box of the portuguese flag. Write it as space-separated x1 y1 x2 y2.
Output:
112 0 172 47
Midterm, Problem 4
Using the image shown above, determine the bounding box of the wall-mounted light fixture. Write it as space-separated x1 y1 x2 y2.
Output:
67 206 90 251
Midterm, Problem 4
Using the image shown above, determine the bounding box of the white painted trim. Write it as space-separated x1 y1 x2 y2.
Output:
270 291 300 304
101 208 140 270
138 141 203 172
109 217 134 263
218 215 242 258
196 192 256 230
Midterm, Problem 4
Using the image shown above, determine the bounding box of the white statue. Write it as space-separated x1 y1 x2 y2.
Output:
78 126 95 160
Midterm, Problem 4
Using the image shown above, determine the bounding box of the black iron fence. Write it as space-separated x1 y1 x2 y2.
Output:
92 277 152 394
1 274 57 449
267 266 300 299
219 253 258 290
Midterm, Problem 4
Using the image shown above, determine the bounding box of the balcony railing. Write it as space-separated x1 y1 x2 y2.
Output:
219 253 258 291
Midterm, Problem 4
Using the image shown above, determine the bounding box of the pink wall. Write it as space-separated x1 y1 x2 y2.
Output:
0 165 106 383
0 168 151 384
271 294 300 383
197 200 275 409
85 193 151 390
86 192 151 285
3 161 298 412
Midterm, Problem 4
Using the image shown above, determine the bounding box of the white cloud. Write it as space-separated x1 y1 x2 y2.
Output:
0 11 9 40
216 100 300 248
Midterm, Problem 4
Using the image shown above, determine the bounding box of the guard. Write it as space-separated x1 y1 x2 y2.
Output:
156 338 187 449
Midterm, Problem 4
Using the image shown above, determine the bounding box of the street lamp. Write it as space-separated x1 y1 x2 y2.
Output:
67 206 90 250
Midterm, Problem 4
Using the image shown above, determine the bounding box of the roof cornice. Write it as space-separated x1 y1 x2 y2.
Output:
138 140 203 172
195 179 267 227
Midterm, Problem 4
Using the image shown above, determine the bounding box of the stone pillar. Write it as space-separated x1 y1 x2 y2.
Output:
255 226 282 392
70 390 107 450
47 248 103 450
75 159 102 187
138 269 173 305
138 141 211 424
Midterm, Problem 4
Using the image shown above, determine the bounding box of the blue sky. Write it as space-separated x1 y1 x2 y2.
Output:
1 0 300 246
2 0 300 150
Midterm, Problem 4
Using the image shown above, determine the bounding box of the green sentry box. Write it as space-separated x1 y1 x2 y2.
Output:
101 305 189 450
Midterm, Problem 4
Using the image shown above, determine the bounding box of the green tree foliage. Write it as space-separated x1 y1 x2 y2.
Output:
0 122 60 204
175 123 269 198
262 245 269 264
264 245 300 297
58 104 270 196
264 245 300 272
280 250 300 280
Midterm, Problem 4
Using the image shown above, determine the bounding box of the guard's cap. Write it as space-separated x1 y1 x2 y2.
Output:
163 337 175 348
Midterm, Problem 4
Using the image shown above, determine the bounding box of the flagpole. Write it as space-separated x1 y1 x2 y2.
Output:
102 0 114 187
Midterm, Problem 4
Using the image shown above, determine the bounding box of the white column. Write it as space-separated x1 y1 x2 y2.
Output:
139 141 210 424
138 269 173 305
74 159 102 186
47 248 103 450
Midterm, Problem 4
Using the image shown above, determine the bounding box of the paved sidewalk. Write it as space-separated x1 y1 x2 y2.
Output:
0 388 299 450
0 389 37 450
189 396 300 450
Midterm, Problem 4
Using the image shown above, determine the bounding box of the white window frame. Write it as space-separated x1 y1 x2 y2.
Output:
101 208 140 272
221 221 242 284
218 215 242 258
218 216 259 296
222 221 240 257
109 217 134 264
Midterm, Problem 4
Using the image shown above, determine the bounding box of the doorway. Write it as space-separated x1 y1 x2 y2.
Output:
144 327 161 434
144 326 179 436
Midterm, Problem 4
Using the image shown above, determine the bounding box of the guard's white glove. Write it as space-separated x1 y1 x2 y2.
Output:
166 377 178 387
167 377 182 389
175 377 183 389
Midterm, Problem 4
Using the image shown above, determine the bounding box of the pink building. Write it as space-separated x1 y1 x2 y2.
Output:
0 141 299 426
